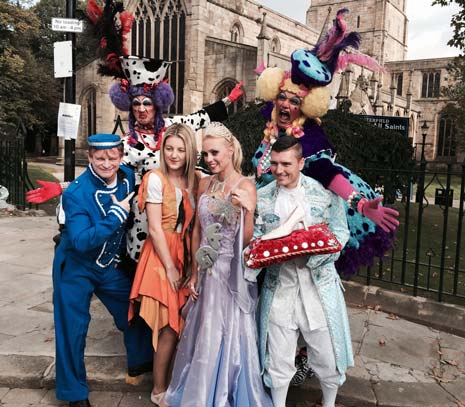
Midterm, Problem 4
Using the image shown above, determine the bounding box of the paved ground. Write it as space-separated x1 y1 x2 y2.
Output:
1 214 465 406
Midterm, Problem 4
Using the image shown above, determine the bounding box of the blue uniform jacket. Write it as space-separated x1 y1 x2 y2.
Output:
54 164 135 272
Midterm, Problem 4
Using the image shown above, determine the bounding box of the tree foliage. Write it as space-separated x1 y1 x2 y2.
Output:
0 0 61 153
432 0 465 152
441 58 465 149
432 0 465 51
0 0 95 154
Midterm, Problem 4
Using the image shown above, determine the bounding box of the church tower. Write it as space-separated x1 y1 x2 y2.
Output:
306 0 408 64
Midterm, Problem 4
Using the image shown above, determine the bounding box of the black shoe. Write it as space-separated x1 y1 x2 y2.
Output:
69 400 91 407
127 360 152 377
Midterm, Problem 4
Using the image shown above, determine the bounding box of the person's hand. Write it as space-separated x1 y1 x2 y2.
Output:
166 265 181 292
227 81 243 103
110 191 135 213
187 274 199 301
26 180 62 204
358 196 399 232
231 188 255 212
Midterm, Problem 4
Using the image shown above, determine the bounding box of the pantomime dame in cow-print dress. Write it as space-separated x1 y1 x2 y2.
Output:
113 57 243 267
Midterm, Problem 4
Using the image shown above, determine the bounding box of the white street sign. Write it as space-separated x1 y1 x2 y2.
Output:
54 41 73 78
52 17 83 33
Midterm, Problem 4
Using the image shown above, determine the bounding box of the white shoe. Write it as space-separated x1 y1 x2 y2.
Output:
261 205 306 241
150 391 168 407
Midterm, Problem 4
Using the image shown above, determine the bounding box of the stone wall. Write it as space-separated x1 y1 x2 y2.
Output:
73 60 119 163
306 0 407 63
71 0 459 165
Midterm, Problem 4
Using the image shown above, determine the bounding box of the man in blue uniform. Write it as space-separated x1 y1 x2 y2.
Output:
52 134 152 407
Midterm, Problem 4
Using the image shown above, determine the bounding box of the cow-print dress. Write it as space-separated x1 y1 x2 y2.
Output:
123 102 226 265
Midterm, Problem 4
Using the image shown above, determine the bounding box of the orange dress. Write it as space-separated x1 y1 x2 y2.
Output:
128 169 194 350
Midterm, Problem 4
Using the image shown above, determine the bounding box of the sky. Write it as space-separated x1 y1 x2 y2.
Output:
256 0 460 60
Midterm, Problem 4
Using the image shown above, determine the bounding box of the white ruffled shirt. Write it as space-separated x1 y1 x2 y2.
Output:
269 176 327 330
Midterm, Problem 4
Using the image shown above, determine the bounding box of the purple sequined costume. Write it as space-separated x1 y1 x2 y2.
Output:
165 190 273 407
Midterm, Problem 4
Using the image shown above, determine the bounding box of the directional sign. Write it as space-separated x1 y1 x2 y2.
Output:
52 17 83 33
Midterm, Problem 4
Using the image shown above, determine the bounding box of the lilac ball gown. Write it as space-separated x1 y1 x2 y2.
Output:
165 186 273 407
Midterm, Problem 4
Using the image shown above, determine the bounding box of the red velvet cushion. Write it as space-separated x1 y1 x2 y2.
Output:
245 223 342 269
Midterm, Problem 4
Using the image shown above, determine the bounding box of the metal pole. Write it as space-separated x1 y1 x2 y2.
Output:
453 159 465 295
64 0 76 182
413 130 427 296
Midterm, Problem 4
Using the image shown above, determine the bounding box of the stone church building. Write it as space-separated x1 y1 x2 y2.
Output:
72 0 459 163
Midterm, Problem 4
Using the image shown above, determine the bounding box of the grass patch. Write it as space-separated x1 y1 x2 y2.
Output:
26 164 60 216
27 165 60 184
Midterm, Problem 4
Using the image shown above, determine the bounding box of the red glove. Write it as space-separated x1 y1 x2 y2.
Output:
227 81 244 103
358 196 399 232
26 180 63 204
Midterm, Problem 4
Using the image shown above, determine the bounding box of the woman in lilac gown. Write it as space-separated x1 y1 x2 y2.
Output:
164 122 273 407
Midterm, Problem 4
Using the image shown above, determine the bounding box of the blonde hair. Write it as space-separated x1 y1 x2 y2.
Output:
256 67 331 120
203 122 243 173
160 123 198 190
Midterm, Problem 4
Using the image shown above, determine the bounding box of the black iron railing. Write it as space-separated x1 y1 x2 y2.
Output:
0 121 33 210
355 159 465 305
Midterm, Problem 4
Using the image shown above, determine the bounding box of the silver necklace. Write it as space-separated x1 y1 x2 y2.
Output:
211 172 234 194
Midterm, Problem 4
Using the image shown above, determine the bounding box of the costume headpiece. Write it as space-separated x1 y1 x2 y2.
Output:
88 134 122 149
120 56 172 86
257 8 382 121
85 0 175 138
290 9 382 88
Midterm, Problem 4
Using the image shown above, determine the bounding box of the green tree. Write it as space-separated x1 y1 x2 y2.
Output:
32 0 96 68
0 0 62 154
432 0 465 152
432 0 465 51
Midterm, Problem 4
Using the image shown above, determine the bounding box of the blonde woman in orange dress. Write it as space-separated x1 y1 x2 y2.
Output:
128 123 198 406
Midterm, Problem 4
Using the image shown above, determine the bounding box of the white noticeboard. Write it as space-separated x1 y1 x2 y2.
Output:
54 41 73 78
57 103 81 140
52 18 83 33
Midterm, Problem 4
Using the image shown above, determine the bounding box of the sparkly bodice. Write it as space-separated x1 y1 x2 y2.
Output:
198 193 241 256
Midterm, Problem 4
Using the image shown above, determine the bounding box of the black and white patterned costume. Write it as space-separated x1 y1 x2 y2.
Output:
123 101 227 264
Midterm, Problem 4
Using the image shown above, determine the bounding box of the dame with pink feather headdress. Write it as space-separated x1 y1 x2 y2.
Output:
254 8 399 279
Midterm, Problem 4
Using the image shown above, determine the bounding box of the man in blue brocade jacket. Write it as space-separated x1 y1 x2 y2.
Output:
52 134 152 407
246 137 353 407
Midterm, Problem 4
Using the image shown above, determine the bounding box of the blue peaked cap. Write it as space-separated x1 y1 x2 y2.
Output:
88 134 122 150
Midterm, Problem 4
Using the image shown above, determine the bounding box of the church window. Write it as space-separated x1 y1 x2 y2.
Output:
131 0 187 114
421 72 441 98
215 80 245 116
271 37 281 53
231 23 242 43
81 87 96 139
357 16 360 28
437 113 456 157
392 73 403 96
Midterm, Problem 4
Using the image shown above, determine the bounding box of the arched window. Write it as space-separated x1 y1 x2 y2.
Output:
437 113 456 157
131 0 187 114
81 87 97 139
231 25 240 42
230 22 243 43
409 114 415 138
214 80 245 116
270 37 281 53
